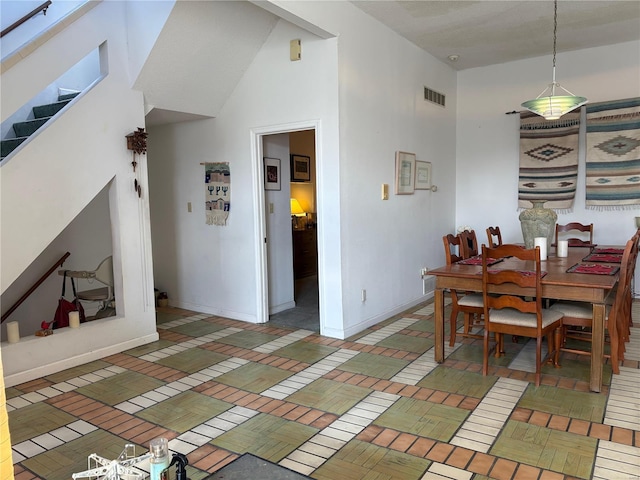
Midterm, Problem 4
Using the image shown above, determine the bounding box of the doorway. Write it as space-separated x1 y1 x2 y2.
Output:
252 121 320 333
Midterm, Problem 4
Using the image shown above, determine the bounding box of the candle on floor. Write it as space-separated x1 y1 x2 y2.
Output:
69 311 80 328
6 321 19 343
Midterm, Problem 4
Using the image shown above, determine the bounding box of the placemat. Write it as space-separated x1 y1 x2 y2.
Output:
591 247 624 254
458 256 503 266
582 253 623 263
567 263 620 275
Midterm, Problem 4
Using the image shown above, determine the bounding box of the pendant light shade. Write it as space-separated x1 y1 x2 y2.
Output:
521 0 587 120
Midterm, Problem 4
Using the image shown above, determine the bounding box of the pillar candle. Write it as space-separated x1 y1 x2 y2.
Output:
6 321 19 343
534 237 547 261
557 240 569 258
69 311 80 328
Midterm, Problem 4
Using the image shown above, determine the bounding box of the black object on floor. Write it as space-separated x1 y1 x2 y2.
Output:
204 453 312 479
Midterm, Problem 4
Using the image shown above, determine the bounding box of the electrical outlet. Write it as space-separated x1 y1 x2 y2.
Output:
361 289 366 302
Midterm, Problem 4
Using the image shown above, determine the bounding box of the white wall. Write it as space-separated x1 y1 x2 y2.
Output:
456 41 640 263
1 1 158 386
149 1 457 339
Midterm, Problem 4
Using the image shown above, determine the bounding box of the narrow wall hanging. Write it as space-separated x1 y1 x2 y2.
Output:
585 97 640 210
126 127 147 198
518 110 580 212
204 162 230 225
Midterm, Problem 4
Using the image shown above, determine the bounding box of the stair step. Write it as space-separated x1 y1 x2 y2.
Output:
13 117 51 137
1 137 28 159
58 91 80 102
33 99 72 119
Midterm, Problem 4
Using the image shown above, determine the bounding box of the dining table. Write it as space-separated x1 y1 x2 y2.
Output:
429 245 621 392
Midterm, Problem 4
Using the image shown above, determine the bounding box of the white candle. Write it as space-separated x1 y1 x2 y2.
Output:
69 311 80 328
557 240 569 258
6 321 19 343
534 237 547 261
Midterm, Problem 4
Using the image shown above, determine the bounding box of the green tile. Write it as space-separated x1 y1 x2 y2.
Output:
313 439 431 480
374 397 469 442
4 386 23 399
156 311 184 324
447 342 516 367
519 384 606 422
8 402 77 444
377 333 434 354
417 367 496 398
491 420 597 479
215 362 292 393
406 320 435 333
212 413 317 462
124 339 177 357
75 371 165 405
44 360 113 384
272 341 338 364
287 378 371 415
21 429 146 480
156 347 229 373
169 320 227 337
138 391 232 431
340 352 409 379
217 330 280 349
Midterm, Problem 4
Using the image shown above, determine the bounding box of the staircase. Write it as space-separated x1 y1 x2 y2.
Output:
1 91 79 160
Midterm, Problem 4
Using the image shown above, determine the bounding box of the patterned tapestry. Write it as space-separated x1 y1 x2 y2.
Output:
204 162 230 226
518 110 580 211
585 97 640 210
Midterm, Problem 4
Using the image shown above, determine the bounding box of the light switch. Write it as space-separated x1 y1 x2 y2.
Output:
187 202 192 212
269 203 274 214
381 184 389 200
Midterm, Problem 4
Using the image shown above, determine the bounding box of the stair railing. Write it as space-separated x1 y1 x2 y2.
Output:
1 1 52 38
1 251 70 324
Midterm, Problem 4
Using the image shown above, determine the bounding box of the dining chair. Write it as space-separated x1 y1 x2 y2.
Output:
554 222 594 247
549 238 634 375
459 229 479 258
481 244 563 386
442 234 484 346
486 226 503 248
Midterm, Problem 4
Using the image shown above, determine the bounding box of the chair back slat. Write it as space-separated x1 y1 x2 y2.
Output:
486 226 502 248
459 230 478 258
555 222 594 246
443 234 464 265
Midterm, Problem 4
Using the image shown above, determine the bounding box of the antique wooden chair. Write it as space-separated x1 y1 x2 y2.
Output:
554 222 594 247
442 234 484 346
549 238 634 374
486 226 503 248
481 244 563 386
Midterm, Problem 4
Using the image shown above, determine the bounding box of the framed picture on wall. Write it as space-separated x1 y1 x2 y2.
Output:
264 157 281 190
395 151 415 194
414 161 432 190
290 154 311 182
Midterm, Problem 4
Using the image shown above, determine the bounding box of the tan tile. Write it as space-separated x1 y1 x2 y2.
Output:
490 458 518 480
447 447 473 469
406 437 436 458
426 443 454 463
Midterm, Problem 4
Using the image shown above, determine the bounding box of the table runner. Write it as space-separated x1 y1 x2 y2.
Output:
567 263 620 275
518 111 580 211
585 97 640 210
478 269 547 278
582 253 623 263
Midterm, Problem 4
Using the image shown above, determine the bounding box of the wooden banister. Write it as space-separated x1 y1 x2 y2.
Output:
1 251 70 324
1 1 52 38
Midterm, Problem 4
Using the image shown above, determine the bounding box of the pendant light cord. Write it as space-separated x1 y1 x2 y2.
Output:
551 0 558 92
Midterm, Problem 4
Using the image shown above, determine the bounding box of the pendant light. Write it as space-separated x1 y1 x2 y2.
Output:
521 0 587 120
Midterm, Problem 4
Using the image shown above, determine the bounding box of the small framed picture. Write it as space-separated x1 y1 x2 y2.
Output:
415 161 432 190
395 151 416 194
290 154 311 182
264 157 281 191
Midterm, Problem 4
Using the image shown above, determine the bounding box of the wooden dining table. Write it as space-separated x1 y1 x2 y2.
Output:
429 245 620 392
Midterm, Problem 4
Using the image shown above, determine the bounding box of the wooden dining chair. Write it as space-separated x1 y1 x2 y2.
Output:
486 226 503 248
481 244 563 386
549 238 634 374
459 229 479 258
554 222 594 247
442 234 484 346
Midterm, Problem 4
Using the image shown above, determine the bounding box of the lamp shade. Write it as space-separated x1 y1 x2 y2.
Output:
521 93 587 121
290 198 305 216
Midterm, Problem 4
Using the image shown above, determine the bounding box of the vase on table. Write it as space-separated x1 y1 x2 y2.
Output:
519 200 557 249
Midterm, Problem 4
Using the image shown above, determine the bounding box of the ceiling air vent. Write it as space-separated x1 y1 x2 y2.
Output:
424 87 445 107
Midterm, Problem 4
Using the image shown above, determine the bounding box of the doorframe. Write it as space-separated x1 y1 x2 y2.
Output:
250 120 322 330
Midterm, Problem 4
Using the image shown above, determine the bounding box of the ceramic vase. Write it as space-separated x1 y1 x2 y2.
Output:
519 200 557 249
